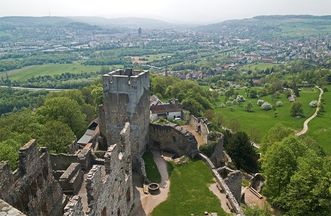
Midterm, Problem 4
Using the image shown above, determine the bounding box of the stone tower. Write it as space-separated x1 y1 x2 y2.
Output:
100 69 150 166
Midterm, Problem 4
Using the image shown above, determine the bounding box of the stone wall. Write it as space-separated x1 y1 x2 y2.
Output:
0 140 64 216
0 199 26 216
63 196 84 216
63 123 133 216
189 115 209 145
100 69 150 167
149 123 198 158
199 153 244 216
210 134 225 168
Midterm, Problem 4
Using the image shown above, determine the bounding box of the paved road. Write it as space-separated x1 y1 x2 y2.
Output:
0 85 70 91
296 86 324 137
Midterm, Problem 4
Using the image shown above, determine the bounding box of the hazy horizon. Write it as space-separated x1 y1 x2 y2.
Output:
1 0 331 24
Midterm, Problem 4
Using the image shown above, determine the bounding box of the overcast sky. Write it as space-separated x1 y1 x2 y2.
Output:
1 0 331 24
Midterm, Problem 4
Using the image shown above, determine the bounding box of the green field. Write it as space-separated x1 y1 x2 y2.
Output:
143 151 161 183
1 63 105 81
152 160 227 216
215 87 319 142
306 86 331 155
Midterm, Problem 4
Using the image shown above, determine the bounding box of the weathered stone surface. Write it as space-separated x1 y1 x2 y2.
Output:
0 140 63 216
59 163 84 195
63 123 133 216
149 123 198 157
0 199 26 216
210 134 225 168
189 115 209 144
224 171 242 203
63 196 84 216
100 69 150 168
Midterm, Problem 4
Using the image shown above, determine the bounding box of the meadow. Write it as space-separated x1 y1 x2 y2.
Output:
152 160 226 216
214 87 319 143
305 86 331 155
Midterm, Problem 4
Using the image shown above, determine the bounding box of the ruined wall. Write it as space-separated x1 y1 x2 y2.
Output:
0 199 26 216
224 170 242 203
63 123 133 216
85 122 133 216
199 153 244 215
149 123 198 157
101 69 150 166
189 115 209 145
0 140 64 216
210 134 225 168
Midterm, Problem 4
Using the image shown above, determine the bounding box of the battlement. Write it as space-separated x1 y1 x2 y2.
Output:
102 69 149 94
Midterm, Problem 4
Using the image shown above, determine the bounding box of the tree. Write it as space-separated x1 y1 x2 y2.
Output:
281 151 331 215
262 136 307 203
245 102 253 112
0 139 21 169
38 121 76 153
261 124 293 153
290 102 304 117
37 97 87 136
224 132 259 173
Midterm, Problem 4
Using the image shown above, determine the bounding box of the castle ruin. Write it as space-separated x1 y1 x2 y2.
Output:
99 69 150 168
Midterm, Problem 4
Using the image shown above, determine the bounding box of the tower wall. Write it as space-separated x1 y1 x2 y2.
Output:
101 69 150 165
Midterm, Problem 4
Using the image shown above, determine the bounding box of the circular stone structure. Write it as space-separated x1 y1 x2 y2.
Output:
148 183 160 195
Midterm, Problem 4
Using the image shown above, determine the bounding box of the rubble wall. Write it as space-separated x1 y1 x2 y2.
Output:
0 140 63 216
149 123 198 157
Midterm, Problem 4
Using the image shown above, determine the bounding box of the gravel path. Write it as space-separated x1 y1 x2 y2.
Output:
296 86 324 137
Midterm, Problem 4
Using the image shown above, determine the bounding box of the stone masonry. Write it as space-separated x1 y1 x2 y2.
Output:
100 69 150 167
63 122 133 216
0 140 63 216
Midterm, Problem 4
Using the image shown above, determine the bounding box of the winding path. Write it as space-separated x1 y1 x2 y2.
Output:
295 86 324 137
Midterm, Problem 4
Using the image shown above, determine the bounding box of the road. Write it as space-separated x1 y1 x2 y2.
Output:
295 86 324 137
0 85 70 91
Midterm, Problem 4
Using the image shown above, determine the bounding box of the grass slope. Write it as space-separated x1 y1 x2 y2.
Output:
152 160 226 216
143 151 161 183
1 63 103 81
215 87 319 142
306 86 331 155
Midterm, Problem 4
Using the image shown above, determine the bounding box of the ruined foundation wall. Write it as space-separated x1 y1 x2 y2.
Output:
0 140 64 216
149 123 198 157
189 115 209 145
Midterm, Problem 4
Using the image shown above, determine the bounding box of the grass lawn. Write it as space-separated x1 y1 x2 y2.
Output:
306 86 331 155
152 160 227 216
143 151 161 183
1 63 104 81
215 87 319 142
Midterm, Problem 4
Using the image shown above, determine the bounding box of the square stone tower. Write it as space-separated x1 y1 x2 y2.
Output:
100 69 150 166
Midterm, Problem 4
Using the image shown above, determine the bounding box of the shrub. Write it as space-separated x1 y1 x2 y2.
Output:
236 95 246 103
261 102 273 111
257 99 265 106
275 101 283 107
309 100 318 108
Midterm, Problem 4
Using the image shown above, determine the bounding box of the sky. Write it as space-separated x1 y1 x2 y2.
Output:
1 0 331 24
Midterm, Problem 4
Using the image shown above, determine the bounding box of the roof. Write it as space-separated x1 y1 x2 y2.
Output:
150 103 182 114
